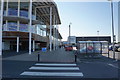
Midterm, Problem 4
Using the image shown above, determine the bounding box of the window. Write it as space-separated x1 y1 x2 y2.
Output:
20 2 29 18
8 1 18 16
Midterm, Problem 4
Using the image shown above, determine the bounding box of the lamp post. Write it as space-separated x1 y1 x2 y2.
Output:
108 0 115 59
97 30 99 41
69 23 72 45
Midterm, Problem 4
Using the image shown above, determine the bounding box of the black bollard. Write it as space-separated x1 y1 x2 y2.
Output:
38 54 40 62
75 54 77 62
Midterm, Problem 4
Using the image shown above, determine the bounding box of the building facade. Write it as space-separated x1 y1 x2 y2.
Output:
76 36 111 43
0 0 62 55
67 36 76 45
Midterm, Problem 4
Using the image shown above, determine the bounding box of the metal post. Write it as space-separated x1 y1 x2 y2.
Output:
56 25 58 49
0 0 4 55
75 54 77 62
110 1 115 59
33 40 35 52
108 43 109 58
29 0 32 54
6 20 8 31
17 37 19 52
53 15 55 50
50 7 52 51
69 23 72 45
69 25 70 45
55 21 57 49
38 54 40 62
97 30 99 41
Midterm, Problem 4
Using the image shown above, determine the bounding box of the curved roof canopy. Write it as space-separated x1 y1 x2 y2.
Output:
33 0 61 25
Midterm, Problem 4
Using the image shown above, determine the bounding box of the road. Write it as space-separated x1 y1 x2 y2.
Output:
1 48 120 80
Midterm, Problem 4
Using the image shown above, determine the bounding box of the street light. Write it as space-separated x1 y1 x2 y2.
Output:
108 0 115 59
97 30 99 41
69 23 72 45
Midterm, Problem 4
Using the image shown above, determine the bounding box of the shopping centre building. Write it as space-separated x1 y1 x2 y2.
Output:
0 0 62 55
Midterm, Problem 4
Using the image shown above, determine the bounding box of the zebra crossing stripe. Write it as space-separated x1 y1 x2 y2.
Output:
20 72 83 77
29 67 79 70
35 63 77 66
29 66 79 70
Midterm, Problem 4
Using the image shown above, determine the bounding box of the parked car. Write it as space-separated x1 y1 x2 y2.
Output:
109 45 120 52
65 46 73 51
109 45 113 51
117 47 120 52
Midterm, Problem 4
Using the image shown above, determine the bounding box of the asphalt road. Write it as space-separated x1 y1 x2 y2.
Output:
1 48 120 80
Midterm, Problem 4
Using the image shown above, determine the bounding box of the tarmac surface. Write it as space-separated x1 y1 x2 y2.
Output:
1 48 120 80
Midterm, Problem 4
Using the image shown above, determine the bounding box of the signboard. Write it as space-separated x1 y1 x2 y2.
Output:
42 48 47 52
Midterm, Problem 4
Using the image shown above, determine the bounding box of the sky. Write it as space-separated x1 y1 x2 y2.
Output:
55 1 118 42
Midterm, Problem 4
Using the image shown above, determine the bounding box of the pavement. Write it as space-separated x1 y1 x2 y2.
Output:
1 48 120 80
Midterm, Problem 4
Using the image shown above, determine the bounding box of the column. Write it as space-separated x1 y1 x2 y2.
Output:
17 37 19 52
29 0 32 54
0 0 4 55
18 0 20 17
35 8 36 20
56 25 58 49
49 7 52 51
55 21 57 49
16 21 19 53
33 40 35 52
53 15 55 50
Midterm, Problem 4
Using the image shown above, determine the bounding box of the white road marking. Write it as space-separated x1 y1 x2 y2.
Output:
29 66 80 70
108 63 119 69
20 72 83 77
35 63 77 66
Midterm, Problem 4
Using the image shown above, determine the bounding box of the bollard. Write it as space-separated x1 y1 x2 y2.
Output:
75 54 77 62
38 54 40 62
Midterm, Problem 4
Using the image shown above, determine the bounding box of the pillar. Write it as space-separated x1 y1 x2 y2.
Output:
17 37 19 53
49 7 52 51
53 15 56 50
33 40 35 52
0 0 4 55
29 0 32 54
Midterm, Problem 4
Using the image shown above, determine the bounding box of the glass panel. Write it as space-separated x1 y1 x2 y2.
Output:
20 2 29 18
32 6 36 20
19 23 28 32
79 43 86 53
3 21 7 31
94 43 101 53
87 42 94 53
102 43 108 53
8 2 18 16
3 2 7 16
7 22 17 31
31 25 36 33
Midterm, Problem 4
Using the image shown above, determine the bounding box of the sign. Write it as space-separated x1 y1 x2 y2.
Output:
42 48 47 52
